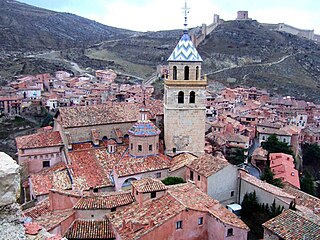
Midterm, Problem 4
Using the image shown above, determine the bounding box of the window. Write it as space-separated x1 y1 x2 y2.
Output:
231 191 234 197
184 66 189 80
111 207 116 212
198 217 203 225
176 220 182 229
196 66 199 80
173 66 177 80
131 144 133 150
42 161 50 168
198 175 201 181
190 171 194 181
151 192 156 199
149 144 153 151
173 148 177 153
189 91 195 103
178 91 184 104
156 172 161 178
138 145 142 152
93 188 98 193
262 136 265 141
136 191 138 195
283 138 286 143
227 228 233 236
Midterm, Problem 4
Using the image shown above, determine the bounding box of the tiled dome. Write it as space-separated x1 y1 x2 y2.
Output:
128 120 161 137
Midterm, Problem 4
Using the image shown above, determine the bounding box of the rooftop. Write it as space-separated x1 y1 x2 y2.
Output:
169 152 197 172
128 120 161 137
168 33 203 62
131 178 167 193
263 209 320 240
64 219 115 239
73 191 134 210
187 154 230 177
16 131 63 149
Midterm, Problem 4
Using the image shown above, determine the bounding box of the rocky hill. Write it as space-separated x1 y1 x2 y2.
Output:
0 0 320 102
0 0 135 51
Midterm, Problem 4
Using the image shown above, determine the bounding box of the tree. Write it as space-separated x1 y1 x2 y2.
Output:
302 143 320 177
261 165 284 188
300 173 315 196
161 177 185 185
226 148 246 165
261 135 294 156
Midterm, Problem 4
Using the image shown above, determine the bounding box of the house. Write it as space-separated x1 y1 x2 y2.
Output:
16 131 64 176
186 154 239 205
251 147 268 171
263 209 320 240
107 181 249 240
269 153 300 189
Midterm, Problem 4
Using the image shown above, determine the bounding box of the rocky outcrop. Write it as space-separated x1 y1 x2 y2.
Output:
0 152 20 207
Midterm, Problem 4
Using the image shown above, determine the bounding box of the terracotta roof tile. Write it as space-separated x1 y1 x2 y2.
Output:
16 131 63 149
68 149 113 190
29 163 71 196
132 178 167 193
263 210 320 239
115 153 171 177
169 153 197 172
24 199 50 219
187 154 230 177
35 210 75 231
64 219 115 239
24 222 42 235
74 192 134 210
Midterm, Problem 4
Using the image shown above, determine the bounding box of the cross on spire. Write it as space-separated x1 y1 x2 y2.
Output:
182 0 190 33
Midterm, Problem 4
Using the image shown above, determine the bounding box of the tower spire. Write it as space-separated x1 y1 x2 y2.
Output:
183 0 190 34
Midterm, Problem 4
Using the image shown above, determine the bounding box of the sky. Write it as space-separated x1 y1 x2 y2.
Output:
19 0 320 33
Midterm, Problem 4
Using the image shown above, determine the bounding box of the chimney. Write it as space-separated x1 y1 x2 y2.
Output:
139 108 149 121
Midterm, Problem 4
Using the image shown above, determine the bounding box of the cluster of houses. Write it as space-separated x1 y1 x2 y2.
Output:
10 14 320 240
0 69 154 116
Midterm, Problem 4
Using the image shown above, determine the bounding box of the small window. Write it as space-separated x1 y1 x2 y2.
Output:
178 91 184 104
136 190 138 195
189 91 195 103
227 228 233 236
131 144 133 150
111 207 116 212
151 192 156 199
91 215 94 218
156 172 161 178
184 66 189 80
196 66 199 80
173 66 177 80
176 220 182 229
283 138 286 143
42 161 50 168
198 175 201 181
173 148 177 153
149 144 153 151
138 145 142 152
93 188 98 193
231 191 234 197
190 171 194 181
198 217 203 225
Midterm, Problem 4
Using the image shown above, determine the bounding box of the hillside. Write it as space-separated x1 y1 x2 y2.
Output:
0 0 135 51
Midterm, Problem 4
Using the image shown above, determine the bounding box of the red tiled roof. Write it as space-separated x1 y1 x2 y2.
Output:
64 220 115 239
16 131 63 149
74 192 134 210
24 199 50 219
58 100 162 128
68 149 113 190
35 209 75 231
115 153 171 177
24 222 42 235
263 210 320 239
187 154 230 177
169 153 197 172
132 178 167 193
29 163 71 196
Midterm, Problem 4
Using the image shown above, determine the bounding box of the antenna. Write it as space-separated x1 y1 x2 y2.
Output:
182 0 190 33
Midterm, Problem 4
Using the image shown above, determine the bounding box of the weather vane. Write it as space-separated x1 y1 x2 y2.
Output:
182 0 190 33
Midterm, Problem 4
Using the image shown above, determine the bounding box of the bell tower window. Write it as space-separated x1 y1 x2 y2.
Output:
173 66 177 80
189 91 195 103
184 66 189 80
196 66 199 80
178 91 184 104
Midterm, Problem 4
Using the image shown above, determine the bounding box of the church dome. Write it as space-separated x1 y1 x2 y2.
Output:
128 120 161 137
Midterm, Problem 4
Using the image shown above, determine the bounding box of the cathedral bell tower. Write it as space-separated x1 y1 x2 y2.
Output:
164 1 207 157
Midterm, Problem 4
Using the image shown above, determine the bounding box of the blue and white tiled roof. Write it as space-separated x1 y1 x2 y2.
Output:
167 33 203 62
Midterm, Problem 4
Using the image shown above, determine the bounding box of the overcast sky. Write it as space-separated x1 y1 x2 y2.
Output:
19 0 320 33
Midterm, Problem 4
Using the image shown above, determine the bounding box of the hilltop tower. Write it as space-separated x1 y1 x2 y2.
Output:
164 1 207 156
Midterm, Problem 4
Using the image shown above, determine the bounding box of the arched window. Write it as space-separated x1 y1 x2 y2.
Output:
196 66 199 80
189 91 195 103
178 91 184 104
184 66 189 80
173 66 177 80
